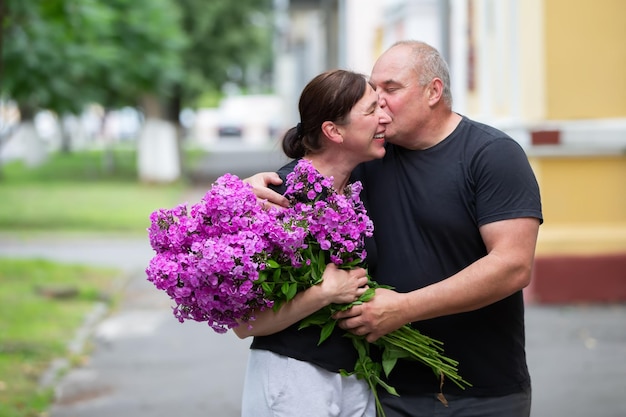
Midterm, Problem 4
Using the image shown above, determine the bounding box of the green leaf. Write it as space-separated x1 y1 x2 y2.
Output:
373 378 399 397
261 282 272 294
358 288 376 303
318 320 336 345
349 335 368 358
272 300 284 312
299 310 330 329
310 262 320 283
266 259 280 269
381 350 399 377
272 267 282 282
317 249 326 270
299 269 312 282
286 282 298 300
255 271 267 283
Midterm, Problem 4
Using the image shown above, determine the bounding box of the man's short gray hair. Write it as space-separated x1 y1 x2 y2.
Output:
391 40 453 107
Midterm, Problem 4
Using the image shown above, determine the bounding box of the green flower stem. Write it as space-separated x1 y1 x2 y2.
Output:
269 260 472 415
377 326 471 389
344 336 390 417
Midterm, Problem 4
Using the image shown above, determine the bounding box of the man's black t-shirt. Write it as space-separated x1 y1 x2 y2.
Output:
353 116 543 396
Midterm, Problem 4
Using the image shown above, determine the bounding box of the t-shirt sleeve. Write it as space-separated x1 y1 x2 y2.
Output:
269 159 298 195
472 138 543 226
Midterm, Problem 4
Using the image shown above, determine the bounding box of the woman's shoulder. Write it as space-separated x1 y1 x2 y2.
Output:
271 159 299 194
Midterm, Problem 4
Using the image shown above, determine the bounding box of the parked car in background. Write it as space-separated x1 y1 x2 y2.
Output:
193 95 286 149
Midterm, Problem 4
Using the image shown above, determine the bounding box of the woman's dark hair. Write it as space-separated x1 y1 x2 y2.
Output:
282 69 369 159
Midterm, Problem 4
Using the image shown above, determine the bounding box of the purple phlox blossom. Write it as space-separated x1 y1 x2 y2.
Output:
284 160 335 204
145 252 181 291
147 204 194 253
265 215 308 268
146 173 277 333
174 231 274 333
192 173 268 237
146 159 374 334
303 196 369 264
281 160 372 265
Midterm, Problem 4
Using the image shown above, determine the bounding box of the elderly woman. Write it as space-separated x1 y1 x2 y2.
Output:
234 69 390 417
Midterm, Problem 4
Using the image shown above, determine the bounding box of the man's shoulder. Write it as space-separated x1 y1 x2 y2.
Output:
457 116 527 157
460 115 511 140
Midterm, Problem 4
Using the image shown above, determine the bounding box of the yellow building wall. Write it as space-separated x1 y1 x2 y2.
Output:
518 0 546 121
530 154 626 255
544 0 626 119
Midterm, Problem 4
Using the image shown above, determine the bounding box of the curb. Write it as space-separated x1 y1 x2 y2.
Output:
38 270 134 392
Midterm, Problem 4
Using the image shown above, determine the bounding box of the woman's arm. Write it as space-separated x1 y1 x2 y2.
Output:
233 263 368 338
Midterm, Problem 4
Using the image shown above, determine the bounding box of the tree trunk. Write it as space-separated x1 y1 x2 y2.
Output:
9 104 48 167
136 94 181 183
101 109 116 174
59 114 72 154
164 84 186 177
11 122 47 167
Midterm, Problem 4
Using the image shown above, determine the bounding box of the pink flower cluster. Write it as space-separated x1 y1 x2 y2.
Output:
145 160 372 334
282 160 373 266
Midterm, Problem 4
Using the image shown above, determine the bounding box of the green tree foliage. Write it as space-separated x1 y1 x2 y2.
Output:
1 0 274 123
177 0 274 107
1 0 187 119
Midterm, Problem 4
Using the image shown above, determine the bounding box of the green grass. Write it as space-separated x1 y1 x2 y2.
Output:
0 148 139 183
0 258 121 417
0 182 185 233
0 148 201 234
0 148 204 416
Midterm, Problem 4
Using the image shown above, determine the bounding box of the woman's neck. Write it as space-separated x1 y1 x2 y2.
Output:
305 153 353 193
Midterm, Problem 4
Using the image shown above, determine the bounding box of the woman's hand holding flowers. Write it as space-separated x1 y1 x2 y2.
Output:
318 264 369 305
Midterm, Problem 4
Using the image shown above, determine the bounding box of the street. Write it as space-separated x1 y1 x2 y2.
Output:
1 233 625 417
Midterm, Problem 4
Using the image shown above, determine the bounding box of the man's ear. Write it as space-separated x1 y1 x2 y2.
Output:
428 78 444 105
321 121 343 144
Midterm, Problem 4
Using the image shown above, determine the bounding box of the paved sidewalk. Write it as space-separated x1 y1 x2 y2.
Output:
1 234 625 417
525 303 626 417
1 233 249 417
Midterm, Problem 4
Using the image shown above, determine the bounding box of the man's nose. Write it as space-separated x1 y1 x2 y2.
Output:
378 108 391 123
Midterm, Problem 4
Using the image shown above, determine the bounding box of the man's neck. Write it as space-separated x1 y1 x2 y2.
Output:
403 111 462 151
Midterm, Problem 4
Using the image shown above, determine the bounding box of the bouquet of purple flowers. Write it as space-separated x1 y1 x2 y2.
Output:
146 159 470 416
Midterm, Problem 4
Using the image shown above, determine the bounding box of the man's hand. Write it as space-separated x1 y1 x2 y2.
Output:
333 288 409 342
244 172 289 208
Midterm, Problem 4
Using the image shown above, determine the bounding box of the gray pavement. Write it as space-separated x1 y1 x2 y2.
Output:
1 233 625 417
1 233 249 417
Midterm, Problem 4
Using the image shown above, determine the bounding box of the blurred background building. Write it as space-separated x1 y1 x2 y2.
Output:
273 0 626 304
